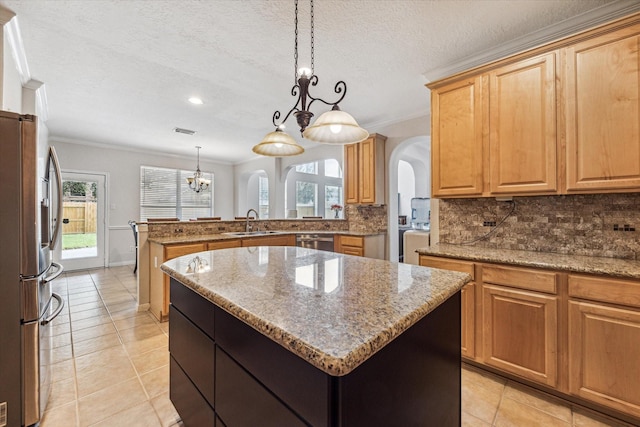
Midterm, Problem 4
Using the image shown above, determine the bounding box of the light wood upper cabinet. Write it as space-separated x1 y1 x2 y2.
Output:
489 53 557 195
344 143 359 203
565 26 640 192
430 53 558 197
344 134 386 204
429 16 640 198
431 77 484 197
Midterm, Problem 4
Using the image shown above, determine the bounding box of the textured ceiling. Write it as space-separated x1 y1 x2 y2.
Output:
0 0 627 164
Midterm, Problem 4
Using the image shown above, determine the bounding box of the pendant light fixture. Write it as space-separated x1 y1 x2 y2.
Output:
186 146 211 193
253 0 368 157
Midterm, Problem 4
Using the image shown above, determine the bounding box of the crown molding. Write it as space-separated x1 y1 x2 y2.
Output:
0 5 15 25
50 136 235 166
3 14 50 119
423 0 640 82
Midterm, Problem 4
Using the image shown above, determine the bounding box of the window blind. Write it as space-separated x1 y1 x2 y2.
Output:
140 166 213 221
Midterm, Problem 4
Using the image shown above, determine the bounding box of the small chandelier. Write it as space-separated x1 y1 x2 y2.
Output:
186 146 210 193
253 0 368 157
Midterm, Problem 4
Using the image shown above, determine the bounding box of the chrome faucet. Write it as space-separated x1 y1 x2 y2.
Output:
246 209 259 232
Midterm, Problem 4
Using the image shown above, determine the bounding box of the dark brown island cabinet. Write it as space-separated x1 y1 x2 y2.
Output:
170 279 460 427
162 247 469 427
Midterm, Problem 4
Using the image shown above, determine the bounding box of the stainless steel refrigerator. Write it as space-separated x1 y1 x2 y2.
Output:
0 111 64 427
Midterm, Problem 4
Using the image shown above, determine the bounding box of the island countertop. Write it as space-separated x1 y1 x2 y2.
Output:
161 246 471 376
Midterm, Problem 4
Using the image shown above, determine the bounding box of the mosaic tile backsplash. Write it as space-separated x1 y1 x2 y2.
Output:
439 193 640 260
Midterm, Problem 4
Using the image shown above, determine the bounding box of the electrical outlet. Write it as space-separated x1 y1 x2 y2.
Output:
483 221 497 227
613 224 636 231
129 246 135 252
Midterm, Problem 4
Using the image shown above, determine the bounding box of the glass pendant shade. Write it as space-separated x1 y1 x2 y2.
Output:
253 129 305 157
302 109 369 144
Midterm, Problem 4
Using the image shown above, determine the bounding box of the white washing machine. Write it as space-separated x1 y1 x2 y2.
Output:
403 230 431 265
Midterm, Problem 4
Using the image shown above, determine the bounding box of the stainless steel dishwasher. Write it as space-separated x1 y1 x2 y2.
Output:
296 234 335 252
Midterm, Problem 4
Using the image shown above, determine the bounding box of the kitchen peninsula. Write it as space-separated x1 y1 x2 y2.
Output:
142 215 387 321
161 247 471 426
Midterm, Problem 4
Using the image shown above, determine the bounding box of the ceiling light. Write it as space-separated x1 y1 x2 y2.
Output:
186 146 210 193
253 127 304 156
253 0 368 157
188 97 204 105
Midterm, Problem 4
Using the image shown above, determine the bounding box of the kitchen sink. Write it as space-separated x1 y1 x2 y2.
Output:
223 230 284 237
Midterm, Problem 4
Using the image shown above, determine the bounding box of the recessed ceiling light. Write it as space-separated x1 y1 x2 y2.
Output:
188 97 204 105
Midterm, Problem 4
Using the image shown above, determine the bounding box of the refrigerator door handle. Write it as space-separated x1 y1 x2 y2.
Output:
48 146 63 249
42 262 64 284
41 293 64 325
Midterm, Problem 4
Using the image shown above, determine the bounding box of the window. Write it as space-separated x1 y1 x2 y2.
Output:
140 166 213 221
325 185 343 218
296 162 317 174
258 175 269 218
296 181 318 217
286 160 343 218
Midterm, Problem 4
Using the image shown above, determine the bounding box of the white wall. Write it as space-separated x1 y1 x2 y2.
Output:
52 141 234 266
375 114 431 261
398 160 415 217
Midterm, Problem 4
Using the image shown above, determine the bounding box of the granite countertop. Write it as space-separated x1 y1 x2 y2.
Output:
148 230 384 245
161 247 470 376
418 243 640 280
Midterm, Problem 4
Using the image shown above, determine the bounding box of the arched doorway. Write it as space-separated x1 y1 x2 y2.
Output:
388 136 430 262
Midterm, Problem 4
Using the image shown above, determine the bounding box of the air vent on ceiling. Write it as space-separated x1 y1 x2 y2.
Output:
173 127 196 136
0 401 7 427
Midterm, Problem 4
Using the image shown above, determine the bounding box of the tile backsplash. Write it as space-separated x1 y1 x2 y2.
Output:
346 204 388 233
439 193 640 260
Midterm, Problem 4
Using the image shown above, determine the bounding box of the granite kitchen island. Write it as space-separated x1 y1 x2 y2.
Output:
161 246 471 427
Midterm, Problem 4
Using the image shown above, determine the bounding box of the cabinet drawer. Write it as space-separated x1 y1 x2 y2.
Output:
339 235 364 248
342 247 364 257
170 357 215 427
483 264 557 294
419 256 475 280
215 348 307 427
207 239 241 250
165 243 205 260
169 305 215 405
568 274 640 309
241 235 294 247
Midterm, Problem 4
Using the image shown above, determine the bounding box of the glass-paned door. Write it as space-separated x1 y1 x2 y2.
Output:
53 172 106 270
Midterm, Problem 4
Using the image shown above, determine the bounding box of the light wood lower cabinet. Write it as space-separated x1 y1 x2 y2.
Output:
150 236 294 321
419 255 640 422
568 300 640 418
335 234 385 259
240 234 295 247
568 274 640 418
150 242 206 321
482 284 558 387
419 255 476 359
460 282 476 360
207 239 241 250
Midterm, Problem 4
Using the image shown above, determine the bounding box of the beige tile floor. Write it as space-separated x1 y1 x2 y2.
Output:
40 266 635 427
